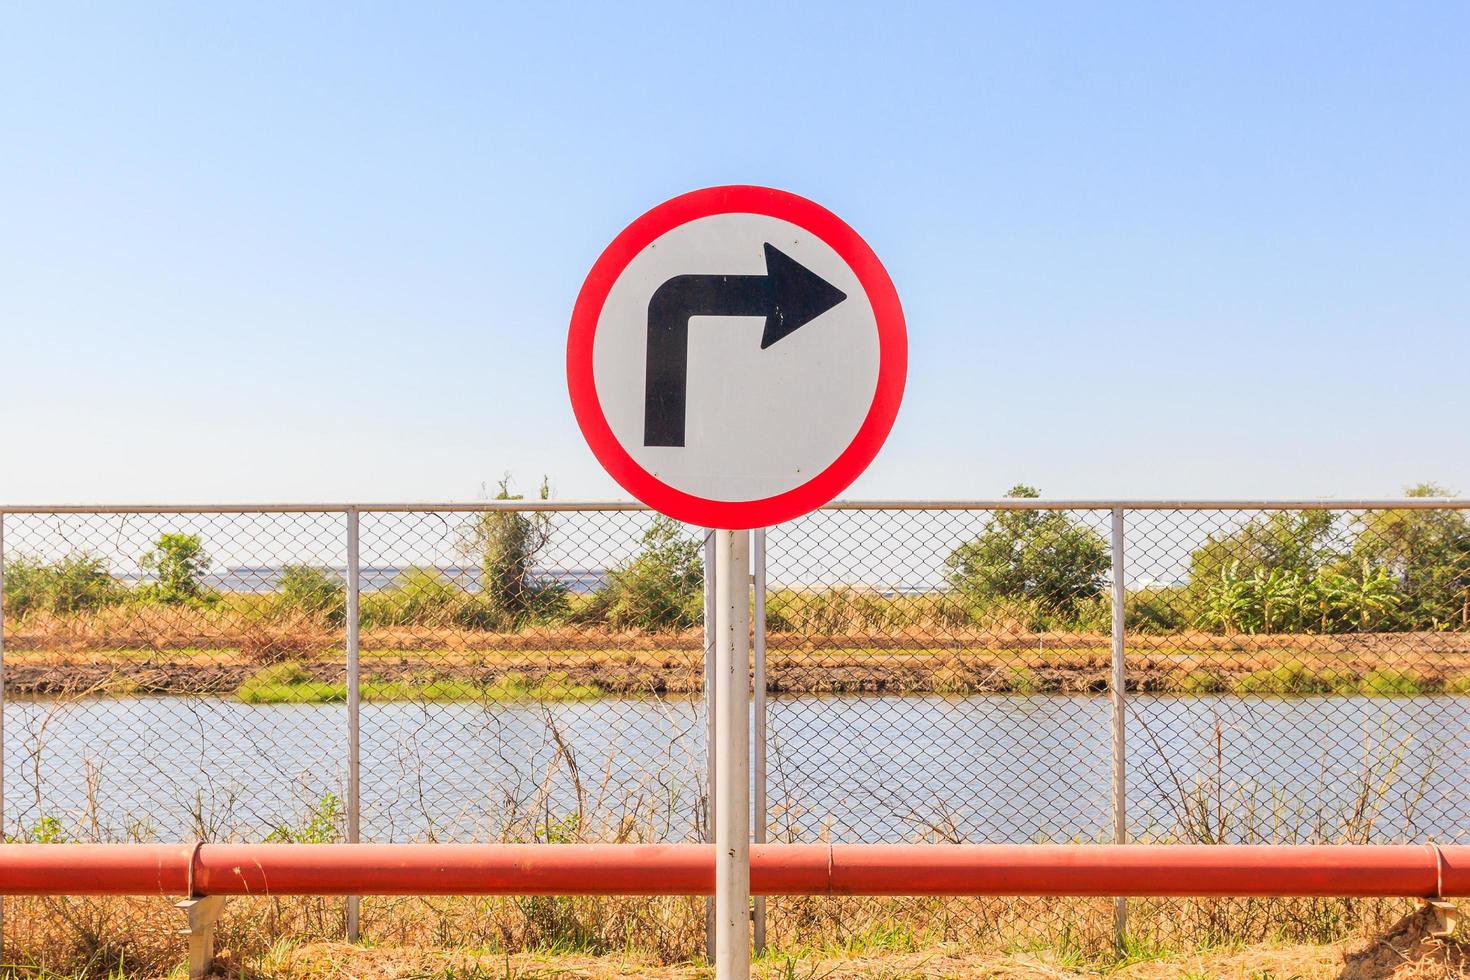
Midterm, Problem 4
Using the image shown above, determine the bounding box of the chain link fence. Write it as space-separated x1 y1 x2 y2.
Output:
2 498 1468 949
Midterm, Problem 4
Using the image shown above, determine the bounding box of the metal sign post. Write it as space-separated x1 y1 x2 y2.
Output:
702 529 718 960
566 184 906 978
712 529 750 976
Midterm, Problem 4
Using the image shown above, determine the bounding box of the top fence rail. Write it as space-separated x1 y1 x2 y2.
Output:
1 498 1468 514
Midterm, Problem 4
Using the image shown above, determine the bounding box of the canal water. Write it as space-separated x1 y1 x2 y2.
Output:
5 694 1467 845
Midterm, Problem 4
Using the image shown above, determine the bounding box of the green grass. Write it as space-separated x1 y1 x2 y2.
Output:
1228 661 1439 696
1005 666 1046 695
1180 669 1228 694
1359 668 1428 696
1231 661 1360 696
236 663 603 704
1445 673 1470 694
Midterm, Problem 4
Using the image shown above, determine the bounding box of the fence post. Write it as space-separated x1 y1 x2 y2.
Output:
752 527 767 954
702 528 717 962
345 507 361 941
1110 506 1128 949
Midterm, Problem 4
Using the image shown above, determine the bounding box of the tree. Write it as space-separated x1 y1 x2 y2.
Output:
1188 511 1341 594
2 554 123 616
945 485 1109 618
460 476 563 625
139 533 212 604
1352 483 1470 629
595 516 704 632
1333 560 1403 631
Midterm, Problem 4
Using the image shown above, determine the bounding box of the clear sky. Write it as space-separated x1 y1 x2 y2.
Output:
3 2 1466 504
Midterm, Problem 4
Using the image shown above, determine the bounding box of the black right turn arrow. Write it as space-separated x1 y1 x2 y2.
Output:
643 243 847 447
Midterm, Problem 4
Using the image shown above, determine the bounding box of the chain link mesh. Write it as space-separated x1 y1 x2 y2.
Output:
1122 507 1470 847
764 507 1116 844
2 501 1467 950
0 511 348 842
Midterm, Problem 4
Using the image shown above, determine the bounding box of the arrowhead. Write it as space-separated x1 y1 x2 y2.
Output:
759 243 847 349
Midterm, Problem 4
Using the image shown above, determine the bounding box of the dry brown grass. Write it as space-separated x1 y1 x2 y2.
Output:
6 893 1464 979
8 599 1469 656
272 941 1354 979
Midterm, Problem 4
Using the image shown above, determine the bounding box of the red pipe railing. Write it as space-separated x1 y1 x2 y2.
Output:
1 843 1463 898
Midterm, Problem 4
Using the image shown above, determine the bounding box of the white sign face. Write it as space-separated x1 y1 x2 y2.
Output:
568 186 906 529
592 213 879 503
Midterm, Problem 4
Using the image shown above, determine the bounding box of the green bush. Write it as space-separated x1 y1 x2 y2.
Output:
589 516 703 632
2 553 124 616
361 568 479 628
278 564 346 624
460 476 568 626
1194 560 1403 635
1124 586 1189 633
267 792 342 843
137 533 212 604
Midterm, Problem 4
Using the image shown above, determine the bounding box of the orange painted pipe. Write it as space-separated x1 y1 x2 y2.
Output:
0 843 1463 898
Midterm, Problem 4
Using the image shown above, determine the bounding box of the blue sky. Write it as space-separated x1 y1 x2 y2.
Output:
3 1 1467 504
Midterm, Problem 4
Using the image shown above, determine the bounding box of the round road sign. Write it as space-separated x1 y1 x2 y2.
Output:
567 185 905 529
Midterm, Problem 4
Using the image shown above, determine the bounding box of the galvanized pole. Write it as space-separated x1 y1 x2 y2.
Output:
702 529 717 961
713 529 751 978
1110 507 1128 948
345 508 362 941
751 528 767 954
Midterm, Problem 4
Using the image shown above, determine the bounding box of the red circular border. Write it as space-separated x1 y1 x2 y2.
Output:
567 185 906 529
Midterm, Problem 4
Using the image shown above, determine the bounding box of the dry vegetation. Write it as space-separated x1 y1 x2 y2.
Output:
5 602 1470 700
4 894 1466 978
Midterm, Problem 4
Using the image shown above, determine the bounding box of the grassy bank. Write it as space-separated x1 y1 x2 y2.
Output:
6 646 1470 700
235 662 603 703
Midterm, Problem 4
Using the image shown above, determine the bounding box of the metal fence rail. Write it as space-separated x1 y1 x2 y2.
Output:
2 498 1468 948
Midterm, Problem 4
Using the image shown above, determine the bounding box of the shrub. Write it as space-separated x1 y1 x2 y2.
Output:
1193 561 1403 635
138 533 212 604
460 476 567 626
590 516 703 632
267 792 342 843
239 623 320 665
2 553 124 616
1125 587 1189 633
278 564 346 624
27 815 69 843
362 568 478 628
